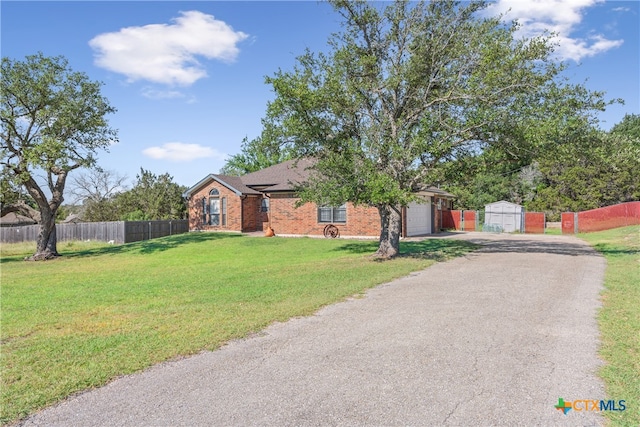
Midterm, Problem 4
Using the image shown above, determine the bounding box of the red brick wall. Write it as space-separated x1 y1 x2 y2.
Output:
187 181 245 232
268 193 380 237
241 196 263 232
432 197 453 233
188 183 383 236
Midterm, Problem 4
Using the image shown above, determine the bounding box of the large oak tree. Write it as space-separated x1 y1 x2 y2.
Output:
1 53 117 260
262 0 609 258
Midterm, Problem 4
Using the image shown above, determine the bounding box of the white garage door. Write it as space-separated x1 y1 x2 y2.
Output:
406 201 432 236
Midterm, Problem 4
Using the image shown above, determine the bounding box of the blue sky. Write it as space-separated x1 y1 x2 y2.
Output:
2 1 638 190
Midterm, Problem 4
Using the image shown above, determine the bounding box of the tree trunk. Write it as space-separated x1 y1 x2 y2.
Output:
375 204 402 259
28 209 60 261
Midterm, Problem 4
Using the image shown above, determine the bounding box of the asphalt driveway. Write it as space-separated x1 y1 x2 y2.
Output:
20 232 606 426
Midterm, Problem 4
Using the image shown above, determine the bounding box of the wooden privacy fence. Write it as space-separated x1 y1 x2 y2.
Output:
562 201 640 234
0 220 188 244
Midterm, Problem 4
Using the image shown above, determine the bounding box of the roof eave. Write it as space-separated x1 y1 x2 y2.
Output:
183 174 247 198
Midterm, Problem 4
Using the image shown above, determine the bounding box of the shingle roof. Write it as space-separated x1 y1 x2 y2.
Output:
241 158 316 192
183 159 315 198
0 212 37 226
185 158 454 199
414 186 456 199
213 174 262 195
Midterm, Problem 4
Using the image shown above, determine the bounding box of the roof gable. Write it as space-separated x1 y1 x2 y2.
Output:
183 174 262 198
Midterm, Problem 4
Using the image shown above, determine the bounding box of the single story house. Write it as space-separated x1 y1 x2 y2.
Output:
183 159 455 238
0 212 38 227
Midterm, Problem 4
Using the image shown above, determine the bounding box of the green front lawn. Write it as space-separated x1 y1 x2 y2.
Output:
0 233 476 424
580 226 640 427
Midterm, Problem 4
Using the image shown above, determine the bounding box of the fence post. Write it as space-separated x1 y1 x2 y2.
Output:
574 212 579 234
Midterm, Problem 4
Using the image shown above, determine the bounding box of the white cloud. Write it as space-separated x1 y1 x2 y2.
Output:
143 142 227 162
89 10 248 86
140 87 186 100
485 0 623 61
612 7 630 13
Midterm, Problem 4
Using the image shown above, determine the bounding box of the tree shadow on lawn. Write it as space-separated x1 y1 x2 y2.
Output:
0 232 244 264
591 242 639 258
465 237 604 257
334 239 478 261
68 232 244 258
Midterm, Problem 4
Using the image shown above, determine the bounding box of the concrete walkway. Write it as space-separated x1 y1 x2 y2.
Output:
21 233 606 426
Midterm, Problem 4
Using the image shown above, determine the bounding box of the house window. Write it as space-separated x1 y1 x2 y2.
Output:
209 198 220 225
261 198 269 212
221 197 227 226
209 188 220 226
318 204 346 223
202 197 207 224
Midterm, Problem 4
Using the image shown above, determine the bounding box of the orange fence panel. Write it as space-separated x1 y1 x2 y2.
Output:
524 212 545 234
442 210 461 230
577 201 640 232
463 210 477 231
562 212 576 234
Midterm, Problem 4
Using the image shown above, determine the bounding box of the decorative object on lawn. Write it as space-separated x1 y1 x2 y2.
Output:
323 224 339 239
264 226 275 237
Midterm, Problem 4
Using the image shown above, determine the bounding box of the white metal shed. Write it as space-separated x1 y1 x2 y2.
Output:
484 201 523 233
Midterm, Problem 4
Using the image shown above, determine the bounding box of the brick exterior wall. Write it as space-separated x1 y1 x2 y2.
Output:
267 193 380 237
187 181 248 232
242 195 267 232
187 180 393 237
433 196 453 232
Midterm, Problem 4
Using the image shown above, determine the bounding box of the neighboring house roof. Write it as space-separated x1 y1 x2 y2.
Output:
0 212 38 227
62 214 83 223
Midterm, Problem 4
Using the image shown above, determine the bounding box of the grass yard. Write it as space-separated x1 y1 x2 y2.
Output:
0 233 476 424
543 227 563 235
580 225 640 427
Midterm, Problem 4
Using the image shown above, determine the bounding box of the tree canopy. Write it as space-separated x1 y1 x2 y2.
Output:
253 0 610 257
114 168 187 221
67 168 187 222
68 168 128 222
440 112 638 218
1 53 117 259
220 133 293 176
